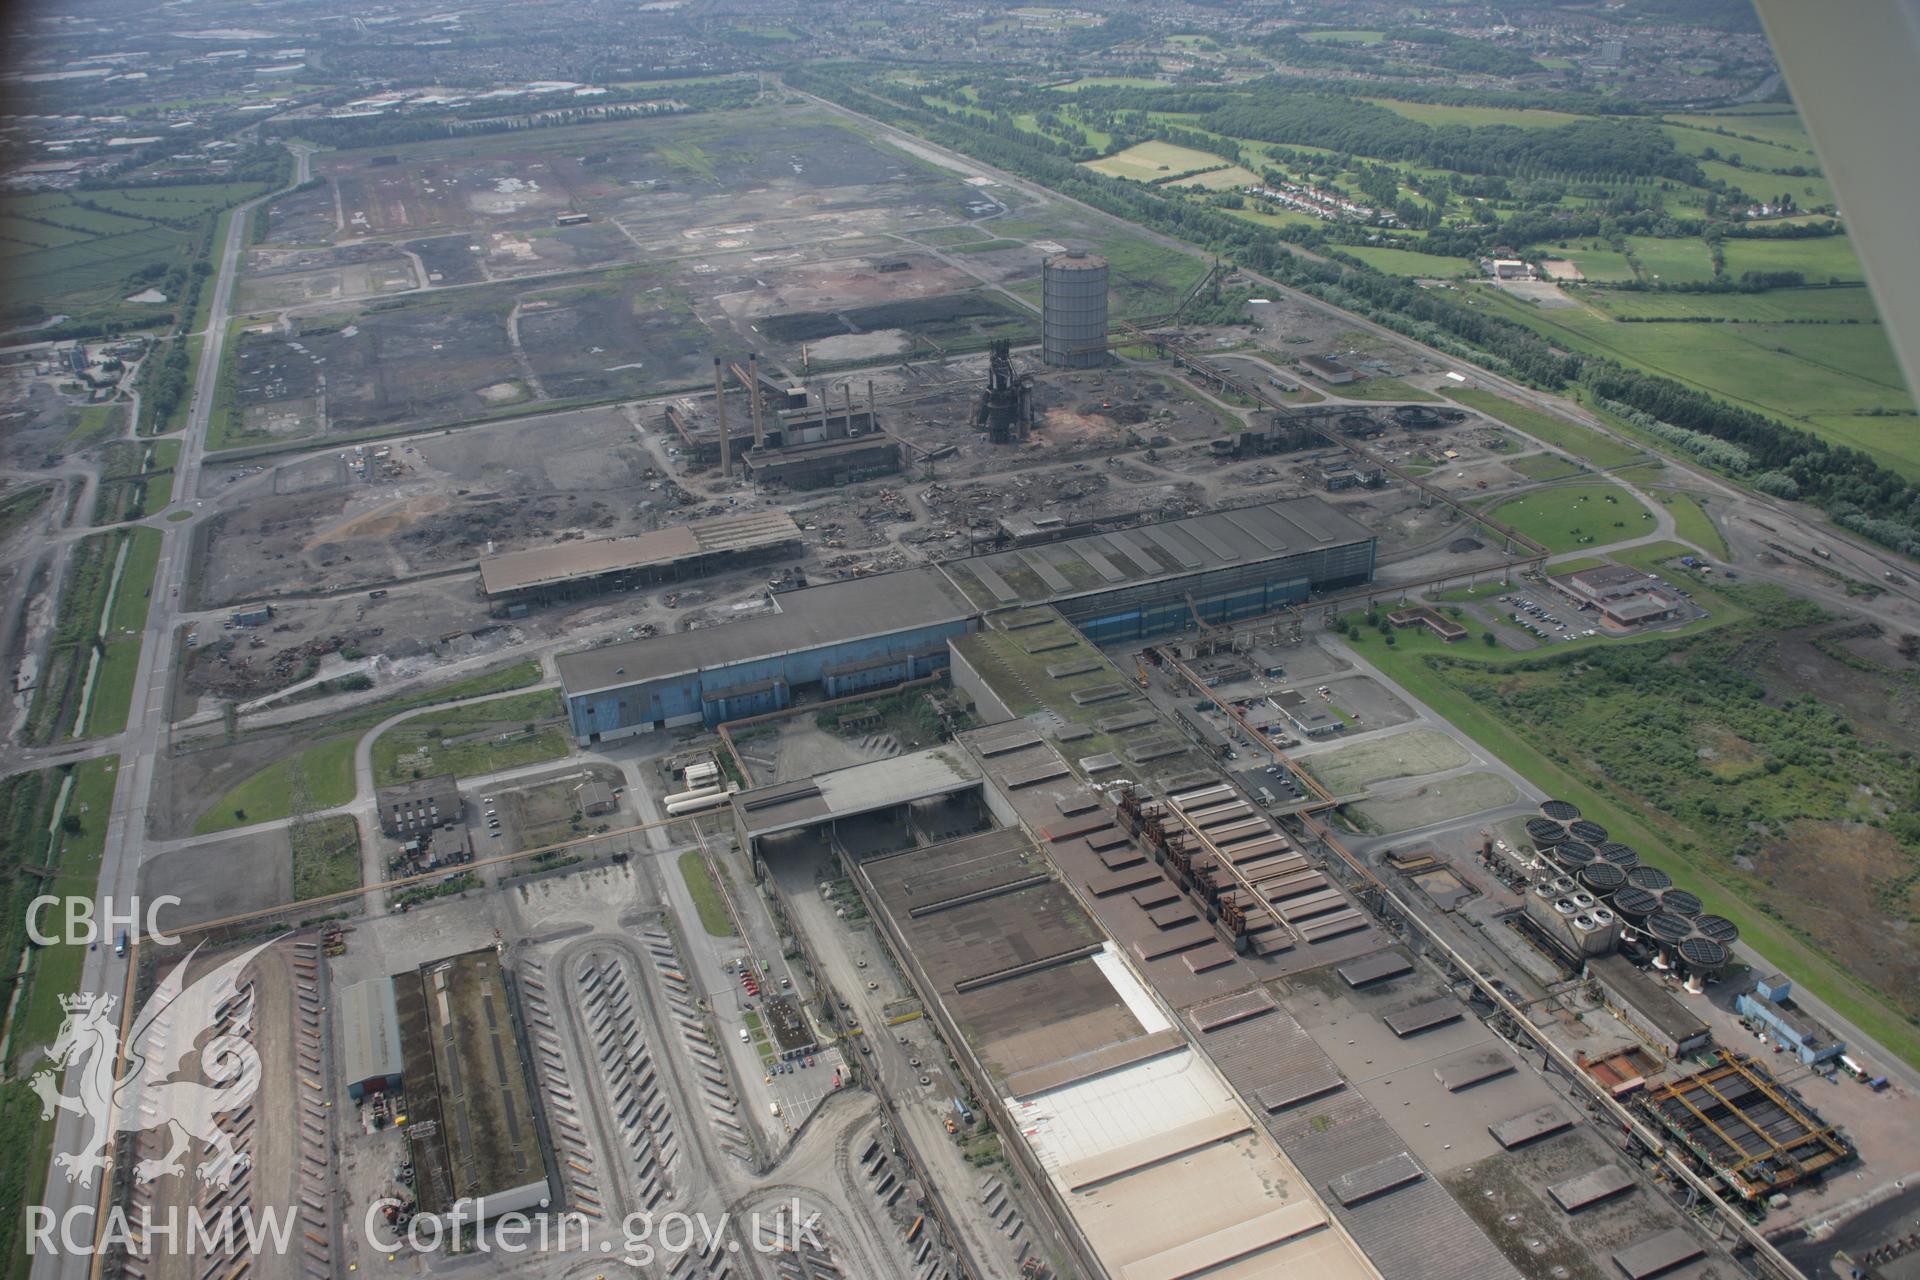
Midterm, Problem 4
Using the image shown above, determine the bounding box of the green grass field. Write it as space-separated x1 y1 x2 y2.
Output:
1083 140 1254 188
1694 158 1833 212
1624 235 1716 285
91 436 177 524
1300 29 1385 43
1096 234 1209 320
1658 490 1731 559
1364 98 1583 129
144 333 201 437
201 317 252 450
1224 204 1327 235
191 663 548 833
1342 244 1475 277
341 661 545 730
1484 482 1656 553
1557 246 1637 283
291 814 362 901
1335 613 1920 1071
1587 284 1879 323
193 735 359 834
1052 76 1170 92
106 527 160 634
23 537 111 744
0 485 52 543
1338 377 1440 402
1664 108 1814 154
190 207 239 335
1443 387 1646 469
12 756 120 1054
1506 452 1586 481
1464 289 1919 476
3 755 122 1256
0 1079 52 1280
369 688 569 787
20 526 160 743
79 527 162 739
1720 236 1864 284
915 225 996 246
1 180 268 331
678 850 736 936
1610 460 1668 487
66 404 124 450
1658 124 1816 174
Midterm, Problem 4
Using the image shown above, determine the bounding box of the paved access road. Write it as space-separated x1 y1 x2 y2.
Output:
28 148 312 1280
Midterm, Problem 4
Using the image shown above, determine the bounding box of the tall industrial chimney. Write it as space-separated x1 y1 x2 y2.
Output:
713 357 730 476
748 352 765 448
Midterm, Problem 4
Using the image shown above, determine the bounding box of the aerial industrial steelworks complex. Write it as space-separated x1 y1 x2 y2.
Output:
540 489 1828 1280
28 30 1920 1280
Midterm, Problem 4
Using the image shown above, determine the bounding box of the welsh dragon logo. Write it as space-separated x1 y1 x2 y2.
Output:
30 940 276 1189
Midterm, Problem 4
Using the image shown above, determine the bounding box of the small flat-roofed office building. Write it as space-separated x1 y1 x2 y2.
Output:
1558 564 1656 603
1550 563 1685 629
1387 606 1467 642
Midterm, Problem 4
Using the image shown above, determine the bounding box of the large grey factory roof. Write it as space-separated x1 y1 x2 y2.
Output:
557 566 973 696
731 747 982 839
339 977 401 1087
394 949 549 1217
856 824 1376 1280
939 497 1375 610
479 510 801 596
1186 988 1523 1280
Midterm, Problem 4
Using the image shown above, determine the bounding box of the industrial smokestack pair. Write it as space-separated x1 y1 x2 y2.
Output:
713 353 771 476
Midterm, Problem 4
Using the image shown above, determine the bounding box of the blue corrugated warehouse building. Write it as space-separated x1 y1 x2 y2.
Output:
558 498 1378 740
558 568 975 739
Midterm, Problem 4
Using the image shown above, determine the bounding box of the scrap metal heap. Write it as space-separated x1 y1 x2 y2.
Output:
972 338 1034 443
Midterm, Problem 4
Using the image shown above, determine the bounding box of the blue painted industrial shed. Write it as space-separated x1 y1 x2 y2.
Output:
558 498 1378 740
558 567 972 739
